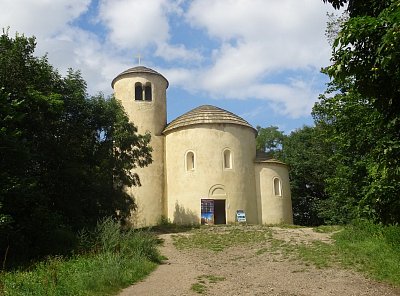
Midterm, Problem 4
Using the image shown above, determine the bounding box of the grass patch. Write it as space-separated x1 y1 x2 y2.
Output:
191 282 207 294
295 221 400 284
191 274 225 294
203 274 225 283
332 220 400 285
151 216 200 234
173 226 272 252
0 218 162 296
313 225 343 233
273 224 305 229
296 241 336 268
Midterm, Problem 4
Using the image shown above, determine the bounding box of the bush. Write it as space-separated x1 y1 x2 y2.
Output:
1 217 162 295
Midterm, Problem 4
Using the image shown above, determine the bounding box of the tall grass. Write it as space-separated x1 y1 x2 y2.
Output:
0 218 162 296
333 220 400 285
296 220 400 285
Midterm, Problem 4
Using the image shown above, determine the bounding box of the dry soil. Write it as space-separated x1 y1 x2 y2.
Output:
119 226 400 296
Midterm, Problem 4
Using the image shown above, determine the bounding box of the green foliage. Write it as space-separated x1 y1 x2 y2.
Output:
323 0 392 17
0 218 161 296
254 124 334 225
0 31 152 266
282 126 334 226
313 87 400 224
328 1 400 115
315 0 400 225
255 125 285 159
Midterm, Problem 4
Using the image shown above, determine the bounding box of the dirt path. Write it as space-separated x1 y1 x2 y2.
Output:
119 227 400 296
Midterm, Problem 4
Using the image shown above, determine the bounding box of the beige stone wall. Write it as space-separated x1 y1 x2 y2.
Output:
113 74 167 136
113 73 167 226
164 124 258 224
255 161 293 224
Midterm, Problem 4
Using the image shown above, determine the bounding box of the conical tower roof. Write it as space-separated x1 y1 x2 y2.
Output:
163 105 256 134
111 66 169 88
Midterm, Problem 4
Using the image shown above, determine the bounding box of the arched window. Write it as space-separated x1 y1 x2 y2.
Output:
144 83 152 101
135 82 143 100
273 177 282 196
223 149 232 169
186 151 195 171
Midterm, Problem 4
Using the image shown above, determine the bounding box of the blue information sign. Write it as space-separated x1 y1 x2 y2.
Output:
236 210 246 222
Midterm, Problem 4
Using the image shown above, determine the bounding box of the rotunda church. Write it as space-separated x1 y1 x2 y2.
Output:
112 66 293 227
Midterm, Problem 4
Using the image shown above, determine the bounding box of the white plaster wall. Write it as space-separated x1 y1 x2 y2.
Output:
113 73 167 226
165 124 258 224
255 162 293 224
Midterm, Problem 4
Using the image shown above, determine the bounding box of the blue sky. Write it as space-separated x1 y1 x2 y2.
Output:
1 0 337 134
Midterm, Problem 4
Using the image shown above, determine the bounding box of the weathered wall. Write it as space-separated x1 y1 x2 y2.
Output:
255 161 293 224
165 124 258 224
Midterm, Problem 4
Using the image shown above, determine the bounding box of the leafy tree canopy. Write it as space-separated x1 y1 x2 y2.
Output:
255 125 285 159
323 0 392 17
315 0 400 224
282 126 334 226
0 30 152 265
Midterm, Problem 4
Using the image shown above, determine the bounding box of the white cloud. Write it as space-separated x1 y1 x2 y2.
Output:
98 0 170 49
0 0 90 38
176 0 336 117
186 0 334 68
246 80 320 118
0 0 336 118
155 43 203 63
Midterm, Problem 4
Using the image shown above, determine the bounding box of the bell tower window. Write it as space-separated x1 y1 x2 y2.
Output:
135 82 143 100
144 83 152 101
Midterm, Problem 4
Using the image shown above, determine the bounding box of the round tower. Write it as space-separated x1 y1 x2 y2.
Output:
254 159 293 224
112 66 168 227
163 105 259 225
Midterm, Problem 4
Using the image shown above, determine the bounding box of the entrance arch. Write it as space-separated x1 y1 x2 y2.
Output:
200 184 227 225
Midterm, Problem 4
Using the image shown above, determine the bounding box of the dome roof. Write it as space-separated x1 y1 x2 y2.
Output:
111 66 169 88
163 105 256 134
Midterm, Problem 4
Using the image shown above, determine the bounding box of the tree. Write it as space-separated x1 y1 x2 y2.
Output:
255 125 285 159
316 0 400 224
282 126 334 225
313 84 400 224
255 125 334 225
0 31 152 265
323 0 392 17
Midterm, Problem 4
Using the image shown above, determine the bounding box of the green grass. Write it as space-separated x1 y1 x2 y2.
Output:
312 225 343 233
191 274 226 294
150 217 200 234
294 221 400 284
173 226 272 251
191 282 207 294
0 218 162 296
332 221 400 285
1 252 157 296
174 222 400 287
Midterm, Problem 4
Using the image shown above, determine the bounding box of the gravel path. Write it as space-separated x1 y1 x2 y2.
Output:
119 227 400 296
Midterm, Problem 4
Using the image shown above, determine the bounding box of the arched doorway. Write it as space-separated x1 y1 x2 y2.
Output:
200 185 227 225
